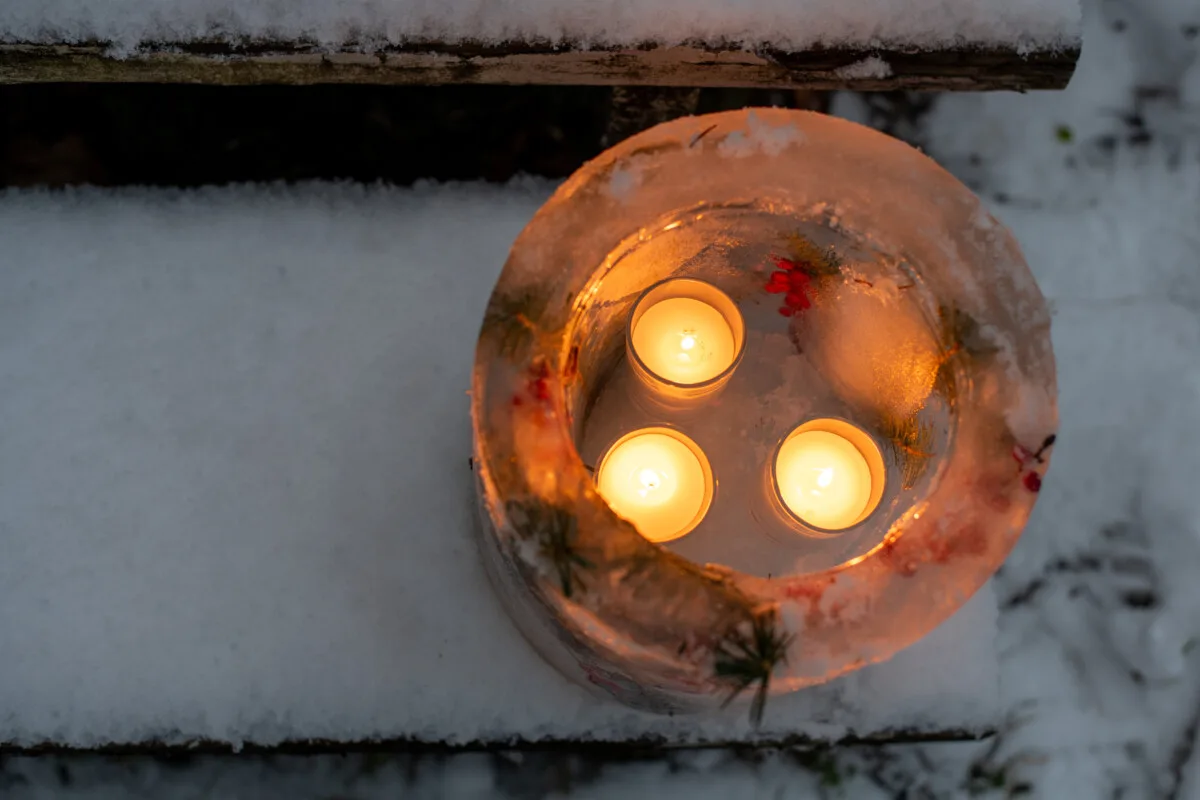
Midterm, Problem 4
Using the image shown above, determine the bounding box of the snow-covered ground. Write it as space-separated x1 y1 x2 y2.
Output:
2 0 1199 796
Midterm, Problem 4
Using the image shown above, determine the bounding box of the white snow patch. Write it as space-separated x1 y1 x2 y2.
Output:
835 55 893 79
716 111 803 159
1004 380 1056 447
606 162 643 202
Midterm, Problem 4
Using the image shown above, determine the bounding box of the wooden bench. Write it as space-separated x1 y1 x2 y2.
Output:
0 0 1081 90
0 40 1078 90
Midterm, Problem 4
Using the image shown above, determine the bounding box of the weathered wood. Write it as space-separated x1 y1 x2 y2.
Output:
1 726 992 756
0 40 1079 90
604 86 702 146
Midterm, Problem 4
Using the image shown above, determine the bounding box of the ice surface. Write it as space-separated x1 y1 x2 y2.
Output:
0 0 1082 53
0 181 999 748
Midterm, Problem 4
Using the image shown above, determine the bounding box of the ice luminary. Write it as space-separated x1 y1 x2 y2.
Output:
471 109 1058 723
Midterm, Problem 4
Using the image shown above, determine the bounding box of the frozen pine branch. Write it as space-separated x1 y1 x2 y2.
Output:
715 608 794 726
877 413 936 490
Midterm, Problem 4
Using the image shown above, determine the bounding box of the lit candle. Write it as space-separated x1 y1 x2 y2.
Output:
595 428 713 543
628 279 744 391
773 420 885 532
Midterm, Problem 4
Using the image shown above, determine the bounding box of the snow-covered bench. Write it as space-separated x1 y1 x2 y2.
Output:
0 184 1002 752
0 0 1082 90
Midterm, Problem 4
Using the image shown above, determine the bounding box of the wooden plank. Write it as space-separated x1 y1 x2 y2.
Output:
0 40 1079 90
1 728 992 756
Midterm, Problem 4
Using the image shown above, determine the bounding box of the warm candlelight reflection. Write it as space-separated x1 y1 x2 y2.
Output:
632 296 736 384
773 419 885 533
627 279 744 397
596 428 713 543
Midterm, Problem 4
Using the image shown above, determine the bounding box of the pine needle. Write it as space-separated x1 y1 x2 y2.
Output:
506 499 592 598
934 358 959 408
484 289 546 359
784 232 843 278
879 413 936 490
938 305 999 361
715 608 794 726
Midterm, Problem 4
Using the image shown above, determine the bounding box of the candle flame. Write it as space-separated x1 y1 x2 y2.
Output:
637 468 662 497
595 428 712 542
815 467 834 489
630 295 735 385
777 429 875 530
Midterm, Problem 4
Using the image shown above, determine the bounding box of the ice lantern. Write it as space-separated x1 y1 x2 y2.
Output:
471 109 1057 722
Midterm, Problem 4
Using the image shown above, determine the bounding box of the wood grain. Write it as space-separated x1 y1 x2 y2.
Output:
0 40 1079 90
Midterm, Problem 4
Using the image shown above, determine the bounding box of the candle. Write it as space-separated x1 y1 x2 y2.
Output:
773 420 885 532
595 428 713 543
628 279 744 392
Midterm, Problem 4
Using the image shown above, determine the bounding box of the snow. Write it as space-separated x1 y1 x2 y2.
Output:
835 56 894 80
0 180 1000 749
714 110 803 158
0 0 1082 53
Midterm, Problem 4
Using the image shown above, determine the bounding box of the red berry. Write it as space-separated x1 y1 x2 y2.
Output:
788 271 811 289
785 291 812 311
778 306 794 317
1022 471 1042 493
772 256 798 271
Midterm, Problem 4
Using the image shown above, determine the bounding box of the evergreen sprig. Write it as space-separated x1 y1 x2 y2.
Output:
484 289 547 359
938 305 999 360
878 413 936 490
784 233 843 279
934 358 959 408
715 608 795 726
934 305 998 407
506 498 592 598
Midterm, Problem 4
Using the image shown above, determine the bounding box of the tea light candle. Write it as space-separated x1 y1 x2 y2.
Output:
596 428 713 543
773 420 885 533
628 279 744 393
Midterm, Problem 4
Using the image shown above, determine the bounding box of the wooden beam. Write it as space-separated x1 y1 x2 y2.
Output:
0 40 1078 90
1 726 992 756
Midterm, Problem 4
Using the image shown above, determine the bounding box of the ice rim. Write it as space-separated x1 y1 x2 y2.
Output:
470 109 1058 725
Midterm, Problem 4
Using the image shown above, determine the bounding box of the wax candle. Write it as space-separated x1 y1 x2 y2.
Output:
773 420 885 532
595 428 713 543
628 279 744 393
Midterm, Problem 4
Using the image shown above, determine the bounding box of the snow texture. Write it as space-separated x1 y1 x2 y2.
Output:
0 180 1000 749
715 109 804 158
835 56 894 80
0 0 1082 53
